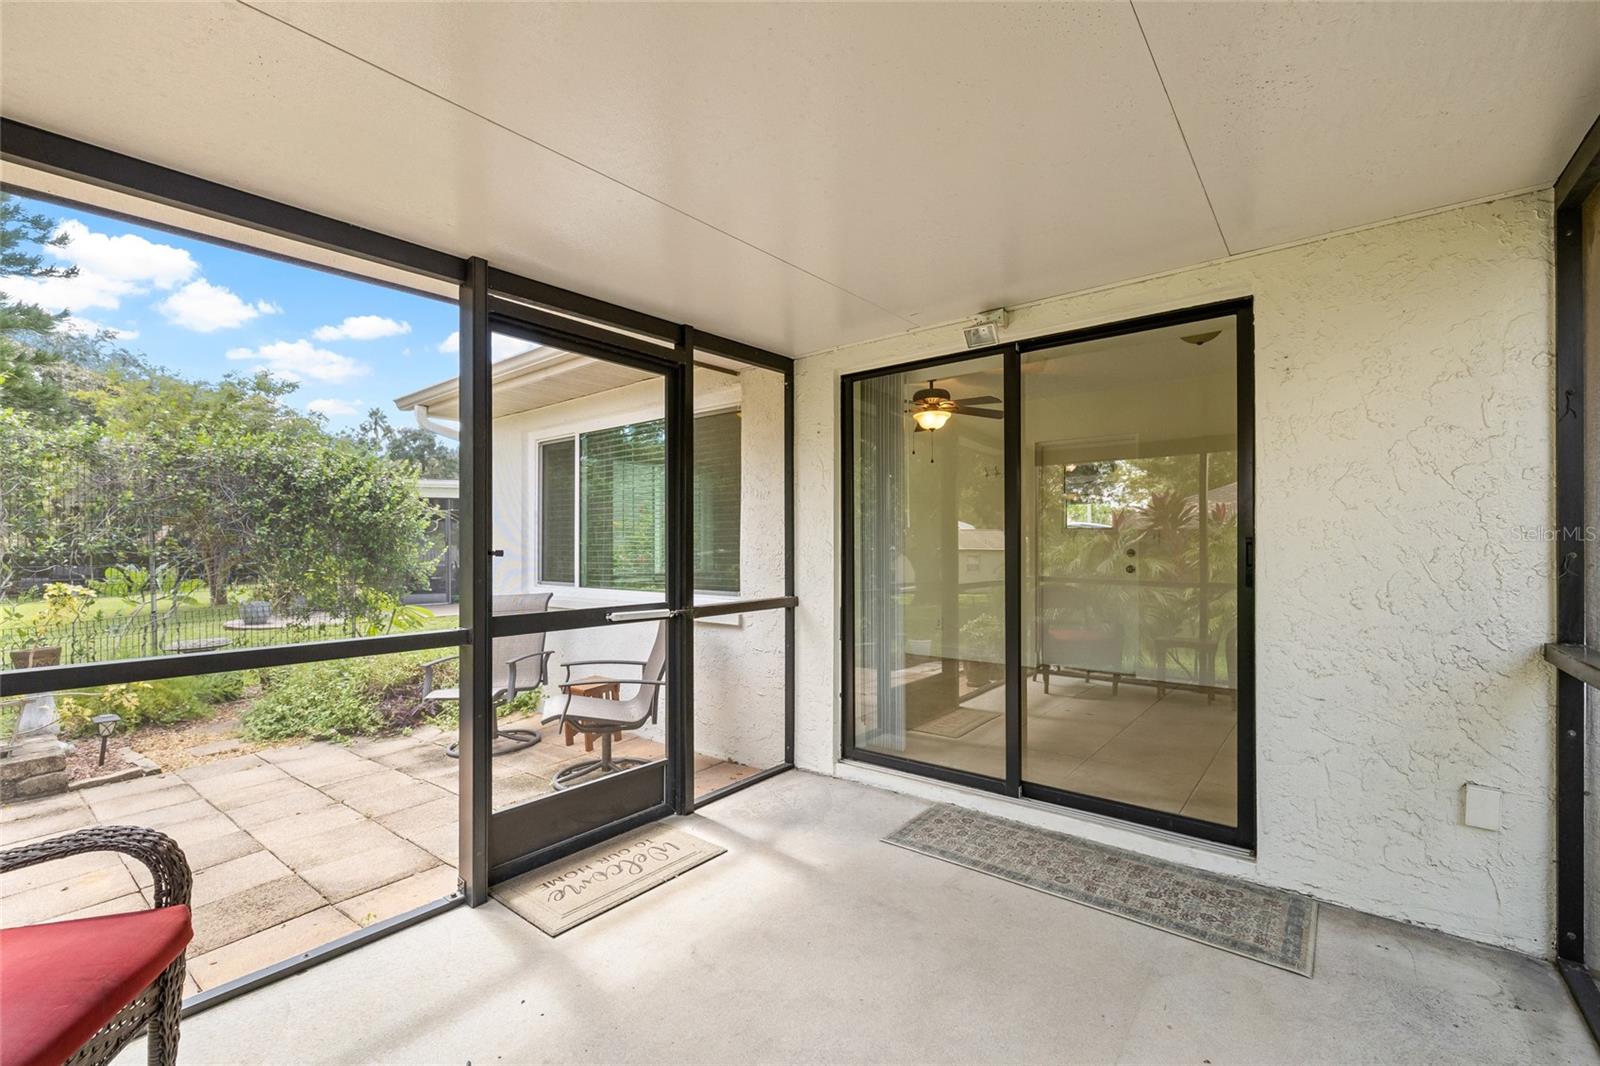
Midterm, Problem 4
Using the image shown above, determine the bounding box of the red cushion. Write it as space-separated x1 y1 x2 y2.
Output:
1 905 192 1066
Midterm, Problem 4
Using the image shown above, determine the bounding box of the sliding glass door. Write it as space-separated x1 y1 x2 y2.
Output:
843 302 1254 847
847 354 1008 782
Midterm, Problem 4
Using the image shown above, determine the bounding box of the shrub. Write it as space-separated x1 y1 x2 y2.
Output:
244 654 428 742
192 670 251 704
55 676 210 736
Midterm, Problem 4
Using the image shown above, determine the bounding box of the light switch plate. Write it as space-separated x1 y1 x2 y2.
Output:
1462 783 1502 831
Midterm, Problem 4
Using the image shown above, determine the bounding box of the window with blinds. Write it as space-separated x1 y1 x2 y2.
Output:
539 438 575 583
692 411 741 594
559 411 740 594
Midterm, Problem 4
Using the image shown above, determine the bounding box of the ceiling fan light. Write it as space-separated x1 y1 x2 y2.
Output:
913 408 952 431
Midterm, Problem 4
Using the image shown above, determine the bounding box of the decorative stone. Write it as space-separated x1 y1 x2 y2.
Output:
12 771 69 798
0 736 72 801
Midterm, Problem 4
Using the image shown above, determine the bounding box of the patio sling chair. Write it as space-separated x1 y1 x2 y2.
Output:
424 593 555 758
0 826 192 1066
543 621 667 790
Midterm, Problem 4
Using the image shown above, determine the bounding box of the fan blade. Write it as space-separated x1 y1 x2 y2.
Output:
953 395 1001 406
956 406 1004 419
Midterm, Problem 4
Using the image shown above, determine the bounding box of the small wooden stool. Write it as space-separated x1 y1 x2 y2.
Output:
560 675 622 752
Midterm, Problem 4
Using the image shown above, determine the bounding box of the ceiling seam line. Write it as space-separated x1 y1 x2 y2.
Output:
1128 1 1233 258
233 0 918 328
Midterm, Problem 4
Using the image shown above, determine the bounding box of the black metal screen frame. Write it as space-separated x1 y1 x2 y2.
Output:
0 120 798 999
839 299 1256 851
1545 112 1600 1046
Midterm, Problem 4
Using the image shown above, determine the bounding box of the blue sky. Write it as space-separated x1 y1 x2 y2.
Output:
1 192 465 430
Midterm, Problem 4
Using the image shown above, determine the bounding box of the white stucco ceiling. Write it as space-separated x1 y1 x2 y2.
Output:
1 1 1596 357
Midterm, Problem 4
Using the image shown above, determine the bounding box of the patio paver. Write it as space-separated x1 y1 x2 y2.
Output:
2 717 757 993
188 907 360 992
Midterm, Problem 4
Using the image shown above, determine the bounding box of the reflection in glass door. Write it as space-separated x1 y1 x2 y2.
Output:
847 354 1008 782
1022 315 1242 830
843 304 1253 846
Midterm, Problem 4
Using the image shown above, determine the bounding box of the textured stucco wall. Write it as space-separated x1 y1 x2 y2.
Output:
793 192 1558 954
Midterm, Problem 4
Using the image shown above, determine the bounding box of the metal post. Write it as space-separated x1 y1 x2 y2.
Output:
668 326 696 813
457 257 493 904
1003 344 1023 794
1554 202 1587 964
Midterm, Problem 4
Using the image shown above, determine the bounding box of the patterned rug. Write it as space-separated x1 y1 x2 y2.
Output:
885 804 1317 976
911 707 1001 738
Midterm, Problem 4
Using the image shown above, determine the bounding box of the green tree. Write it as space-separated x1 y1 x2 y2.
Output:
0 192 78 417
348 407 457 478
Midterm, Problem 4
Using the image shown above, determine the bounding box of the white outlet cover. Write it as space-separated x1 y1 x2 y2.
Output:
1462 783 1502 831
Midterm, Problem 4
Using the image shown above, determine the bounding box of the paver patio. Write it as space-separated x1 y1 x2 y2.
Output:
0 717 755 993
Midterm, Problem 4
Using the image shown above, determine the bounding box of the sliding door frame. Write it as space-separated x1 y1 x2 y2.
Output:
840 298 1256 850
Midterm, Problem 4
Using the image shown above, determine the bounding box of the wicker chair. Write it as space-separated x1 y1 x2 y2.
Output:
0 826 192 1066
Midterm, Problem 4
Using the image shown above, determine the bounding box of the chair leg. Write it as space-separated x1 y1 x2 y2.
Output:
146 956 185 1066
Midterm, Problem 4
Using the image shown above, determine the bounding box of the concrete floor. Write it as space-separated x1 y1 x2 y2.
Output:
125 771 1595 1065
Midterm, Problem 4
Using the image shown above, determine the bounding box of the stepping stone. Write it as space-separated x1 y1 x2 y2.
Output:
267 819 403 870
227 789 343 832
187 875 325 956
0 847 125 897
176 753 266 782
187 764 289 802
0 802 93 847
320 772 450 819
298 836 436 903
81 782 201 820
191 850 294 909
377 796 456 838
188 907 358 992
335 864 456 927
3 862 139 925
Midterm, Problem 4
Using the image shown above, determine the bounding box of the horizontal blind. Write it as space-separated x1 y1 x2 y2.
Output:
574 412 741 594
581 420 667 591
539 438 575 583
693 411 741 594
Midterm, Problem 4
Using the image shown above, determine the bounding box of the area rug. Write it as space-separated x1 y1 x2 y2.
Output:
911 707 1001 739
884 804 1317 976
493 824 724 936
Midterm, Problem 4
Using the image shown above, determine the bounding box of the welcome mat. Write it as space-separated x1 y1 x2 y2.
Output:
911 707 1001 738
885 804 1317 976
493 824 724 936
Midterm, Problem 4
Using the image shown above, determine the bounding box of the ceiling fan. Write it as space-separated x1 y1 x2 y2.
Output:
907 380 1002 431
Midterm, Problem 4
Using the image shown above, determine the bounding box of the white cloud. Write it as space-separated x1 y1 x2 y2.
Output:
0 218 198 313
225 340 369 384
60 316 139 341
158 279 279 332
306 397 362 417
437 329 532 361
313 315 410 342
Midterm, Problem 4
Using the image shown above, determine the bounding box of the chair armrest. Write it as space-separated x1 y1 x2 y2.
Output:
421 654 457 696
506 649 554 667
506 650 555 697
565 677 668 689
0 826 191 909
560 659 647 668
420 654 456 669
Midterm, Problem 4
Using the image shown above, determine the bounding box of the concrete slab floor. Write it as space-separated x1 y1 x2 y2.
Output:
117 772 1597 1065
